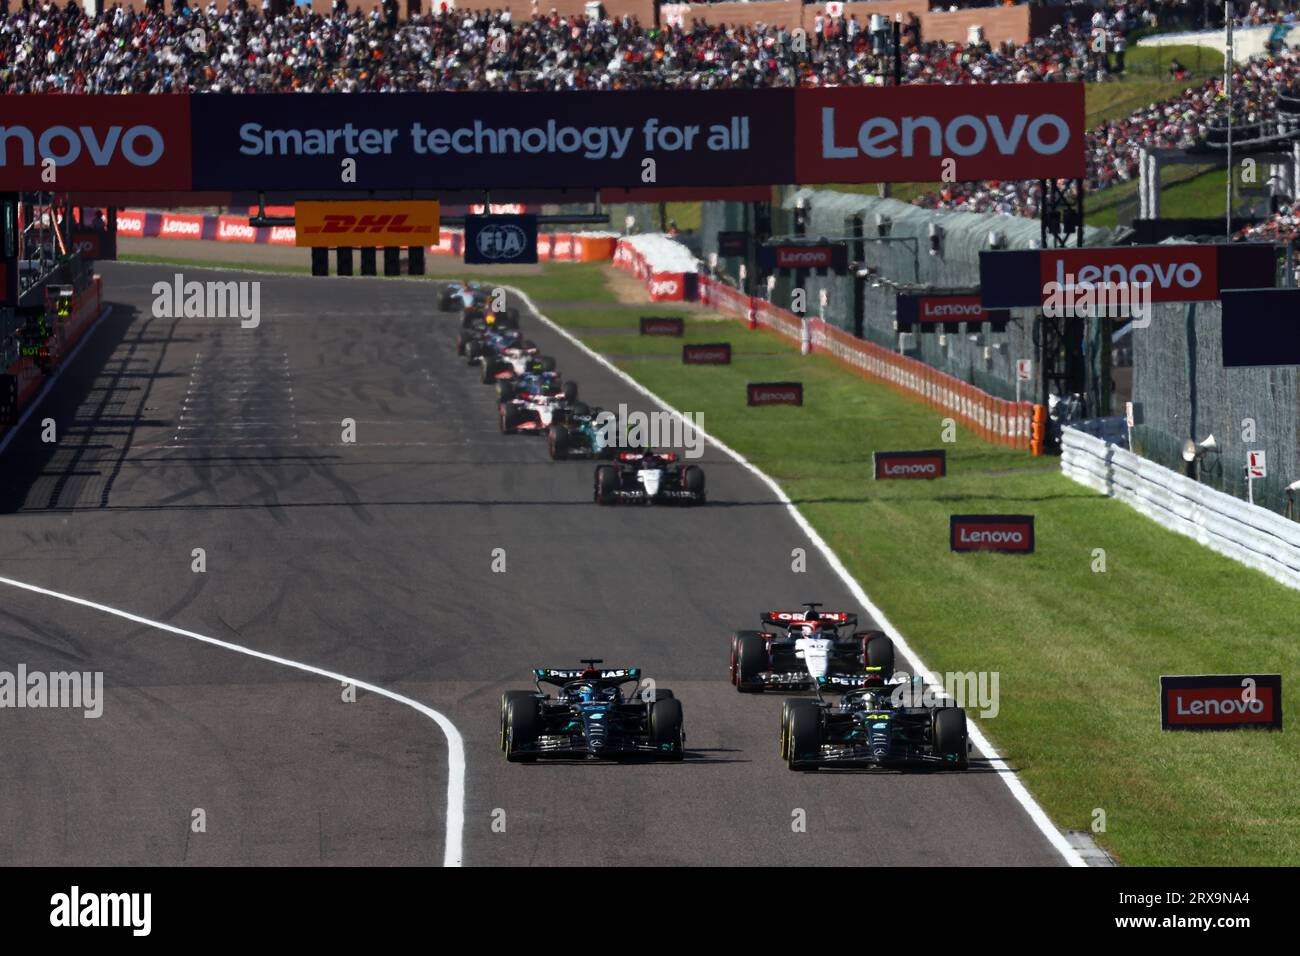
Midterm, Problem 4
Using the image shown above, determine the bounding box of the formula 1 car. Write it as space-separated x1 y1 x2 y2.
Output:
593 451 705 505
499 375 579 434
441 280 520 326
496 369 576 404
460 326 524 363
779 684 970 771
548 404 615 460
729 603 896 693
480 341 557 384
499 660 684 762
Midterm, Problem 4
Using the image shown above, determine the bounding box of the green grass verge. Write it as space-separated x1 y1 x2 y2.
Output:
506 264 1300 867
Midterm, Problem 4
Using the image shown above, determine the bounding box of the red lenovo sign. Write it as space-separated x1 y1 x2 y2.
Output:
1161 675 1283 731
874 449 946 480
747 382 803 406
640 316 685 337
920 295 987 321
1040 245 1220 304
683 343 732 365
0 95 192 190
950 514 1034 553
776 246 837 270
796 84 1085 183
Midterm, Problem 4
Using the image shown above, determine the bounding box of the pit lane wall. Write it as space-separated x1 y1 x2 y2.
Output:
1 276 104 442
1061 426 1300 591
111 210 617 262
614 235 1041 452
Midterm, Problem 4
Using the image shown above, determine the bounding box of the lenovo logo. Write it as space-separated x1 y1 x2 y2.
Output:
950 514 1035 553
921 300 985 319
775 247 834 268
747 382 803 406
682 343 731 365
1040 246 1218 304
1161 675 1282 731
0 124 165 168
160 218 201 236
874 449 946 480
649 276 681 298
640 316 685 337
820 109 1071 161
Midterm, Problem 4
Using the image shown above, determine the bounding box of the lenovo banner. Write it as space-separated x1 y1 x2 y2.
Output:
294 201 440 248
873 449 946 480
640 316 685 337
683 343 732 365
464 214 538 264
747 382 804 406
980 244 1277 309
0 95 192 190
795 84 1085 184
191 91 793 191
897 293 1009 329
1160 674 1282 731
758 242 848 274
1220 288 1300 368
950 514 1035 553
1 89 1088 191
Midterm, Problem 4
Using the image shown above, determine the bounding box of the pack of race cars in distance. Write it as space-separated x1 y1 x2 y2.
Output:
499 661 684 762
444 285 708 500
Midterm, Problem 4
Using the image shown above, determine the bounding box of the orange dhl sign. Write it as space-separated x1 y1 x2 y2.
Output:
294 201 440 247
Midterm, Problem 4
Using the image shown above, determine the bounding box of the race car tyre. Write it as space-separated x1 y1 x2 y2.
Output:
932 707 969 769
786 703 822 771
570 402 591 418
648 698 685 760
439 291 458 312
500 691 538 752
539 356 558 372
548 424 569 460
480 359 499 384
465 341 483 363
863 632 896 681
500 404 523 434
781 698 819 760
594 464 617 504
562 381 579 403
734 631 768 693
496 381 515 402
505 697 542 762
642 688 674 702
461 312 477 329
683 465 706 505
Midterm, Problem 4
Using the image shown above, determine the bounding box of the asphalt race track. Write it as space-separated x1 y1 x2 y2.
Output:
0 263 1066 866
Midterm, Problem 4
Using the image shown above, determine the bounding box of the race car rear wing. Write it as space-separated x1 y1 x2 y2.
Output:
533 666 641 689
761 610 858 629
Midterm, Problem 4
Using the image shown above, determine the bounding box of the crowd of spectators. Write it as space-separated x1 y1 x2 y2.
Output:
0 1 1209 94
2 1 1300 222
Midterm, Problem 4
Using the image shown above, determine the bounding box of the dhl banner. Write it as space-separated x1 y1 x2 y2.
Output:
294 201 440 248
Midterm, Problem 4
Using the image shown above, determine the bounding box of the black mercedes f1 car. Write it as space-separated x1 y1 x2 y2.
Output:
500 661 684 762
780 685 970 771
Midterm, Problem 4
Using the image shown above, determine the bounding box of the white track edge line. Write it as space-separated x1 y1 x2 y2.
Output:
0 573 466 867
509 284 1088 868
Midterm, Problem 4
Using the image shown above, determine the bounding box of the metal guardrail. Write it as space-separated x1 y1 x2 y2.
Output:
1060 426 1300 591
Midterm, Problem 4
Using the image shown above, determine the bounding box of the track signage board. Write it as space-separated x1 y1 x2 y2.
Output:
294 201 440 248
1160 674 1282 731
464 214 538 264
